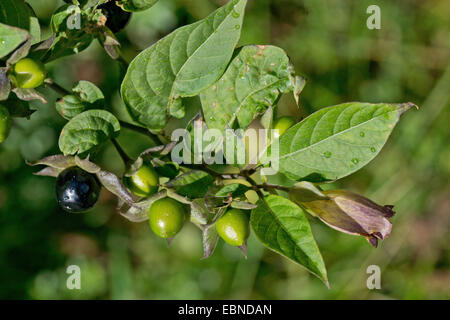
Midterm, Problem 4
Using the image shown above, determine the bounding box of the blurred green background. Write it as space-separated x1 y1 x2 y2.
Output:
0 0 449 299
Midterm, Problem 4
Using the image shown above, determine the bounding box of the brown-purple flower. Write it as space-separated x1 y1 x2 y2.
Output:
292 189 395 247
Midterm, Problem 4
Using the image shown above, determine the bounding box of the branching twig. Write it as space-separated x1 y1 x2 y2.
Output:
111 138 132 165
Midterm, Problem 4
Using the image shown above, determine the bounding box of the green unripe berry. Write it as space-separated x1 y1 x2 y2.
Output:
0 105 12 143
216 208 250 246
149 198 186 239
124 163 159 197
12 58 47 89
273 116 296 138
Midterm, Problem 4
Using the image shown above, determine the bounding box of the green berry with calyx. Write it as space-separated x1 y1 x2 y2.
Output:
12 58 47 89
149 198 186 239
216 208 250 246
124 163 159 197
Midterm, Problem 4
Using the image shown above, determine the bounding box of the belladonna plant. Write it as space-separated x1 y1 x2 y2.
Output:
0 0 417 286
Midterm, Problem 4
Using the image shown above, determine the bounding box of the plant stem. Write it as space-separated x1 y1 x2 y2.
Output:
119 120 149 135
111 138 132 165
46 80 71 96
117 53 129 69
246 175 266 199
244 174 289 197
119 120 162 144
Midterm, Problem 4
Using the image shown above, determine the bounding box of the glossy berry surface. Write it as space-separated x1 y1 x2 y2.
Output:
273 116 296 138
149 198 186 238
12 58 47 89
216 208 250 246
0 105 12 143
99 1 132 33
124 163 159 197
56 167 101 213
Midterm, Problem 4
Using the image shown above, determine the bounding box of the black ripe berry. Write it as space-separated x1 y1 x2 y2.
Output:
98 1 132 33
56 167 101 213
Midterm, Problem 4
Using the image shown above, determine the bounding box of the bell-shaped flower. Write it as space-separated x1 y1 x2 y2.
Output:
291 188 395 247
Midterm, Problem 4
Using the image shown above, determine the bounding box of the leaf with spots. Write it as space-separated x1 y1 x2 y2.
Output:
276 102 415 182
200 45 296 132
59 110 121 155
120 0 247 131
251 195 328 285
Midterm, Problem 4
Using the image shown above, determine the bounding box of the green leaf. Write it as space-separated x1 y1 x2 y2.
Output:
121 0 247 130
43 4 94 62
251 195 328 284
43 33 93 63
200 45 295 131
277 102 415 182
72 81 104 104
165 170 213 199
0 0 39 44
51 4 73 33
0 23 29 59
25 3 40 44
230 201 257 210
117 0 158 12
59 110 121 155
56 81 105 120
62 0 100 10
56 95 87 120
0 0 29 29
215 183 249 198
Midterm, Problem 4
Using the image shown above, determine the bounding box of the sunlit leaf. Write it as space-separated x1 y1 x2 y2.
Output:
59 110 120 155
201 45 295 131
251 195 328 284
277 102 415 182
121 0 247 130
0 23 29 59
